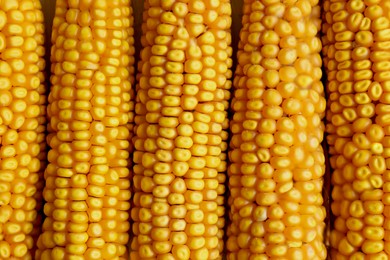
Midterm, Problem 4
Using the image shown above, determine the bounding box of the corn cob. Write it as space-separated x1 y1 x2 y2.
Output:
0 0 46 258
322 0 390 258
131 1 232 259
36 0 134 259
227 0 327 259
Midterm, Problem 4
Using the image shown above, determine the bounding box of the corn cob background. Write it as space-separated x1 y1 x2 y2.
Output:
36 0 134 259
0 0 47 258
38 1 245 260
35 1 335 260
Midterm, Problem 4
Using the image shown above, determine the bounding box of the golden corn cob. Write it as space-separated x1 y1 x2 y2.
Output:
36 0 134 259
227 0 327 259
0 0 47 258
130 1 232 259
323 0 390 258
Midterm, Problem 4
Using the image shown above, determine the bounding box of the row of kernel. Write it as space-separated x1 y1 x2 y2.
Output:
131 1 232 259
323 0 390 258
131 0 160 259
190 1 232 257
0 0 47 259
227 0 327 259
36 0 134 259
367 4 390 259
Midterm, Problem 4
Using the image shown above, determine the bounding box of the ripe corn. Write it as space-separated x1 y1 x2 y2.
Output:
0 0 47 258
226 0 327 259
322 0 390 258
36 0 134 259
131 1 232 259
